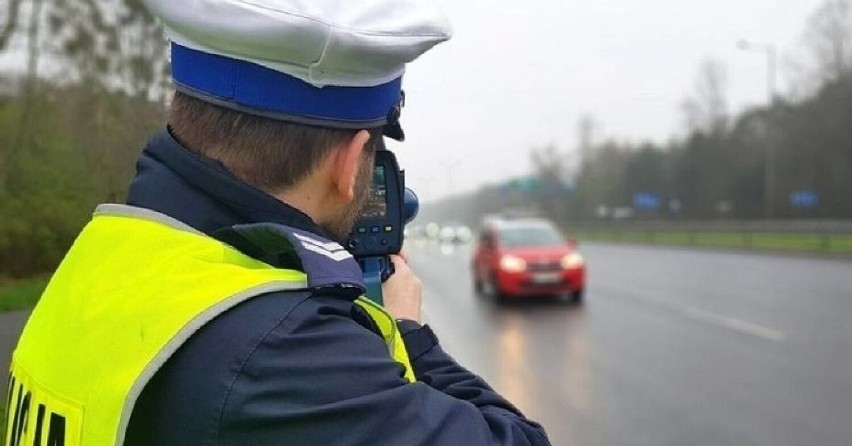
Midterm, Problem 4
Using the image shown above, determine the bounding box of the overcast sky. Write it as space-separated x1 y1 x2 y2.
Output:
390 0 825 202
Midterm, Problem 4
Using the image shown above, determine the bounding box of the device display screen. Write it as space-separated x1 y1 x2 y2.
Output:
360 165 387 219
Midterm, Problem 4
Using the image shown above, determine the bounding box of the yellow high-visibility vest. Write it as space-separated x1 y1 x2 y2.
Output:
6 204 414 446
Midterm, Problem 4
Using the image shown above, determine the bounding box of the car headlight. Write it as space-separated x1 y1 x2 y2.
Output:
560 252 585 269
499 255 527 272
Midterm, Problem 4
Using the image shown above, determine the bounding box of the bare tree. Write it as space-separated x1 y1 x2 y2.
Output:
576 114 598 165
681 58 730 135
24 0 44 86
42 0 169 98
0 0 24 50
531 144 582 223
804 0 852 82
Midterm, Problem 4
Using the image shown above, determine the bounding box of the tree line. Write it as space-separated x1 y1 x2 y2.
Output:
563 76 852 221
0 0 167 277
421 0 852 227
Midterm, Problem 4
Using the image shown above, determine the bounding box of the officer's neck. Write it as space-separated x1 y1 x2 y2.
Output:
274 175 346 236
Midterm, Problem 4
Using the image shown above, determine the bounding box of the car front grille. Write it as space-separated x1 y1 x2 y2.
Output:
526 260 561 272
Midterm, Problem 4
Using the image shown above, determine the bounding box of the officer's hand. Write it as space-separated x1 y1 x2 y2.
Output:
382 254 422 323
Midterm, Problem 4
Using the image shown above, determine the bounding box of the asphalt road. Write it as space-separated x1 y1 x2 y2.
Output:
2 243 851 446
0 310 28 391
409 241 852 446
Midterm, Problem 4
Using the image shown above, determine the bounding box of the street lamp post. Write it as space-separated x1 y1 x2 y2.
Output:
738 40 779 219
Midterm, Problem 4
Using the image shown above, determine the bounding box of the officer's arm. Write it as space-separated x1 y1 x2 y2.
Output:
217 295 550 446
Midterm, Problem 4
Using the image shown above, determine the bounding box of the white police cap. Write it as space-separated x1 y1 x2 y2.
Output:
143 0 452 140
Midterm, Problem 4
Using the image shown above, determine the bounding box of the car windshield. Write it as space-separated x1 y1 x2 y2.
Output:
498 226 565 247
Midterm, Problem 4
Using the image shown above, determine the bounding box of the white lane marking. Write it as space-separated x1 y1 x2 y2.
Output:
685 307 786 342
597 283 787 342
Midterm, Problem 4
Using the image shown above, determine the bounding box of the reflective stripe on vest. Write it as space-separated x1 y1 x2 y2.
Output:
7 204 414 446
353 297 415 383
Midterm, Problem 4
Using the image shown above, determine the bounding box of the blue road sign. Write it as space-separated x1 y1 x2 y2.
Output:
790 190 819 208
633 193 662 210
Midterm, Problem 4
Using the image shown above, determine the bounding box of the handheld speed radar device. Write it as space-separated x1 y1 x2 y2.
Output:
344 142 419 305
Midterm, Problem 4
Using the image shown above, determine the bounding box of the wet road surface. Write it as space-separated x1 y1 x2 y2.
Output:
409 241 852 446
0 310 28 390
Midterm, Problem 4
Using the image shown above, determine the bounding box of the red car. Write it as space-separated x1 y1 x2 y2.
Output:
472 218 586 303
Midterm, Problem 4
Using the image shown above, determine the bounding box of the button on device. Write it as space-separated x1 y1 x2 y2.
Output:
348 239 359 249
384 225 393 232
371 226 380 234
357 227 368 234
365 237 379 250
380 239 388 246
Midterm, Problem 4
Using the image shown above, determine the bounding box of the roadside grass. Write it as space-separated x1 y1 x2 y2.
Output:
573 231 852 255
0 276 50 313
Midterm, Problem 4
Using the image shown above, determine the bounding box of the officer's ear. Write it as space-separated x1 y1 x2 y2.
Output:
330 129 371 202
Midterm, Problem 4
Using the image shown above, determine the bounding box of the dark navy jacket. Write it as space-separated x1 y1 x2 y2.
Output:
123 129 550 445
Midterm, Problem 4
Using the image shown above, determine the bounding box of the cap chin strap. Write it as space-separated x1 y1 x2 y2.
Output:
383 91 406 141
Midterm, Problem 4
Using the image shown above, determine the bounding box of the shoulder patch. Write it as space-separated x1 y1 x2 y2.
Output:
214 223 365 292
291 233 354 262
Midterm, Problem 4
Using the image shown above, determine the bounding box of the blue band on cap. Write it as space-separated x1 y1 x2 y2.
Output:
171 43 402 126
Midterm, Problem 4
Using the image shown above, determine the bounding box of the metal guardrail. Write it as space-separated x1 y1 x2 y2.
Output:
565 220 852 253
566 220 852 235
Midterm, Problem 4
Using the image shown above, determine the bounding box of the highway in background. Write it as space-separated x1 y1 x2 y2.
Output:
410 241 852 446
2 243 851 446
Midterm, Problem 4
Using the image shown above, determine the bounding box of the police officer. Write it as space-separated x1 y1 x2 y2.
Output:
7 1 550 445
